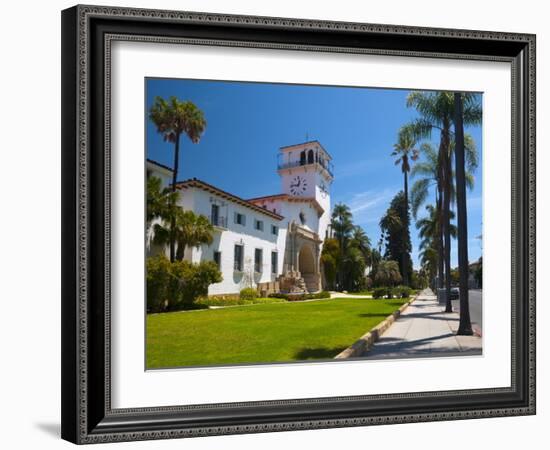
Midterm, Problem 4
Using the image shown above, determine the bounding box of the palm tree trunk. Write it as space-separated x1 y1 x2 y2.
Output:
443 179 452 313
436 157 445 297
454 93 473 335
436 191 444 291
402 171 409 286
170 132 181 263
439 123 453 313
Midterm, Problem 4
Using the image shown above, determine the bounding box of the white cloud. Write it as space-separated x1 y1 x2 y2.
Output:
345 188 396 225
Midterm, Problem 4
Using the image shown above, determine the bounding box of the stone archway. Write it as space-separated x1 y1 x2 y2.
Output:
299 244 320 292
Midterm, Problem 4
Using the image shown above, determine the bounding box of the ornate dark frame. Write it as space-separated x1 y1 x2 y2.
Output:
61 4 536 444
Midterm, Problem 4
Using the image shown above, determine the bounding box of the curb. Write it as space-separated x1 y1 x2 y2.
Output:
334 295 418 359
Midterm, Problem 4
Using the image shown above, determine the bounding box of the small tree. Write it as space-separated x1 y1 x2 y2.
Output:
321 238 340 290
375 260 402 287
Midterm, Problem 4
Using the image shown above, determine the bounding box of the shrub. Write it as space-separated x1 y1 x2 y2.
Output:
240 287 258 300
196 296 286 307
395 285 412 298
146 255 172 312
372 287 388 299
268 291 331 301
146 255 222 312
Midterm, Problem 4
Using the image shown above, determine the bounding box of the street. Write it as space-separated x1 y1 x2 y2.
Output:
452 289 482 335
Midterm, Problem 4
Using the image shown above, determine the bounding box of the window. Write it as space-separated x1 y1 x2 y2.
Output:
299 211 306 225
211 204 219 226
234 244 244 271
271 251 278 274
213 251 221 269
254 219 264 231
307 149 314 164
234 212 246 226
254 248 263 273
271 224 278 235
299 151 306 165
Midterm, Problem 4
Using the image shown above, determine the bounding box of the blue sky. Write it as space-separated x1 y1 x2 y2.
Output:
146 78 483 268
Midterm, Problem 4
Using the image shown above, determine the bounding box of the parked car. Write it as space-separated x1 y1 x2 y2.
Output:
450 287 460 300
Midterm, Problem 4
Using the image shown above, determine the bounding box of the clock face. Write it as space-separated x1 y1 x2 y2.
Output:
290 175 307 196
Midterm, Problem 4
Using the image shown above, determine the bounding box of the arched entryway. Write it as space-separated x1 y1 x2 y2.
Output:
298 245 319 292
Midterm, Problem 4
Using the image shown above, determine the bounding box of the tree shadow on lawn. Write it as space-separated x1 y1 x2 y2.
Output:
294 346 348 360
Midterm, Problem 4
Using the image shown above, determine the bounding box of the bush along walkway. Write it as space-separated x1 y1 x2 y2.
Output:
354 288 482 360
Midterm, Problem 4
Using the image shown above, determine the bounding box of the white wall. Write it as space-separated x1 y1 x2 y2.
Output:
180 186 285 293
0 1 546 449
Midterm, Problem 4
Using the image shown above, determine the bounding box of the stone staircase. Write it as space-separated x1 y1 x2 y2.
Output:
302 274 320 293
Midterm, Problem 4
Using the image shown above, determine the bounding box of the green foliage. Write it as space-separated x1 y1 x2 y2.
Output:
149 96 207 144
392 125 420 175
394 285 412 298
374 260 402 287
146 254 172 312
153 209 214 261
379 192 413 285
196 296 285 307
320 238 340 290
146 176 180 233
146 255 222 312
268 291 331 301
364 277 373 290
411 270 429 290
372 287 388 299
325 204 373 292
239 287 258 301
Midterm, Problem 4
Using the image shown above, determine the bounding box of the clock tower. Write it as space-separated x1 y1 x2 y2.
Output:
277 141 333 239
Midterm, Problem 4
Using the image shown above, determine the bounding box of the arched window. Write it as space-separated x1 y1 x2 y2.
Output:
300 151 306 165
307 149 314 164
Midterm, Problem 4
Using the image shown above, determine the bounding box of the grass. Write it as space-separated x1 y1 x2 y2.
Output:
146 297 408 368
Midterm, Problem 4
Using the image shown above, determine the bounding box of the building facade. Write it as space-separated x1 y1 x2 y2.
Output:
146 141 333 296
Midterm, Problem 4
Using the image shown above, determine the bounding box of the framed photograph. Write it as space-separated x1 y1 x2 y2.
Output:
61 4 536 444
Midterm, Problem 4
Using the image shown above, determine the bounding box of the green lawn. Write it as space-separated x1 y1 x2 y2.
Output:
146 297 408 368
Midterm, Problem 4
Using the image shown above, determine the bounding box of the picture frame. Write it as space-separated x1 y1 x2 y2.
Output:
61 4 536 444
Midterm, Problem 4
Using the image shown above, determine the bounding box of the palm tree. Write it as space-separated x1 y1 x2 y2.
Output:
331 203 354 290
343 247 367 291
349 226 371 264
375 260 402 287
416 204 457 289
149 96 207 262
153 209 214 261
406 91 481 311
392 125 420 208
453 93 473 335
146 176 179 234
411 141 477 292
391 126 419 285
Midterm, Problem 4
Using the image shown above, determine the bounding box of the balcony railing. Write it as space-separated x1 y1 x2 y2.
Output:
210 215 227 228
277 160 334 178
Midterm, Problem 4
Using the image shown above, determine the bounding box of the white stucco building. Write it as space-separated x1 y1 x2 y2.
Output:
147 141 334 296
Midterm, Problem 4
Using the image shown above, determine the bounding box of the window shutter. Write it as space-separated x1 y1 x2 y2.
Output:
242 215 246 226
234 212 238 224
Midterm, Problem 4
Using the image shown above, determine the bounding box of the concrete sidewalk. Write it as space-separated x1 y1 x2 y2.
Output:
363 289 482 360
